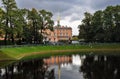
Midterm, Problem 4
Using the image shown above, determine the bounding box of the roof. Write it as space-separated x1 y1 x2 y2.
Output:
54 26 72 29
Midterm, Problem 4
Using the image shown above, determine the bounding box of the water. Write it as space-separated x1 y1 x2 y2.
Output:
0 54 120 79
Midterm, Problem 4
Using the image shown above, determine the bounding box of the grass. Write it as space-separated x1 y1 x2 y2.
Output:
0 51 14 61
0 44 120 60
0 45 85 59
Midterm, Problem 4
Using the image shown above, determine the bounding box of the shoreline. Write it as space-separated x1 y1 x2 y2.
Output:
0 44 120 60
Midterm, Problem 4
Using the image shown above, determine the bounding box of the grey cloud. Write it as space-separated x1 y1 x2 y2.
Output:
70 15 81 22
16 0 73 15
7 0 120 22
89 0 120 10
0 0 120 35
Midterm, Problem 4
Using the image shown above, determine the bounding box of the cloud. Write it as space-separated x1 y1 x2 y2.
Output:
0 0 120 35
88 0 120 10
16 0 73 13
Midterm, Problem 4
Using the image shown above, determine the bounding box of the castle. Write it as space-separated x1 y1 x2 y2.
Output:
43 15 72 43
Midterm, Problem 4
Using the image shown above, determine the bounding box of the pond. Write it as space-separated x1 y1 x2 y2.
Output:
0 53 120 79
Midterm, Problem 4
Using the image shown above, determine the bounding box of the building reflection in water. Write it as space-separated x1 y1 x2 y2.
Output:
44 56 72 79
3 54 115 79
44 55 83 79
0 55 81 79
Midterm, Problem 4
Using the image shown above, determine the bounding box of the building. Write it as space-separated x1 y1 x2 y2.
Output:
43 14 72 43
43 26 72 43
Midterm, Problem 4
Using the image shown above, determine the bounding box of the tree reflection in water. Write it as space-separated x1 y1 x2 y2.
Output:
0 59 55 79
1 54 120 79
80 55 120 79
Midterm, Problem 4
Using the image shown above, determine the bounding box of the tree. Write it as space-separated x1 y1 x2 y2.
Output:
112 5 120 42
0 8 4 38
103 6 114 42
13 9 27 44
2 0 18 45
1 0 54 45
39 10 54 32
78 12 93 42
78 5 120 42
27 8 42 44
91 10 104 42
39 10 54 42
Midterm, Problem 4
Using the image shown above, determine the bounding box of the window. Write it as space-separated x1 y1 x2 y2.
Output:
54 33 57 36
66 33 68 36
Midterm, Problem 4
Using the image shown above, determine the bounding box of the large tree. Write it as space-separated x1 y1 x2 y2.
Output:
1 0 54 45
78 5 120 42
78 12 93 42
20 9 32 44
103 6 114 42
0 8 4 38
91 10 104 42
2 0 18 44
27 8 40 44
39 10 54 33
13 9 27 44
112 5 120 42
26 9 54 44
39 10 54 43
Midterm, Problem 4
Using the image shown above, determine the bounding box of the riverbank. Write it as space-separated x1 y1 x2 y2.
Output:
0 43 120 60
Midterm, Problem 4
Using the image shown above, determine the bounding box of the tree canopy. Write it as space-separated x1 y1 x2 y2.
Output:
78 5 120 42
0 0 54 45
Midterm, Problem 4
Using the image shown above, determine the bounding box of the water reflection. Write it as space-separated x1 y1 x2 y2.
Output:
0 59 54 79
44 56 72 79
80 55 120 79
0 54 120 79
45 55 82 79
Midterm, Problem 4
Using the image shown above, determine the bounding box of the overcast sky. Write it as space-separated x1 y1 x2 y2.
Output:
0 0 120 35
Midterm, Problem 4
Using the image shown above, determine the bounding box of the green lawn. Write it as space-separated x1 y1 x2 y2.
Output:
0 51 14 60
0 44 120 60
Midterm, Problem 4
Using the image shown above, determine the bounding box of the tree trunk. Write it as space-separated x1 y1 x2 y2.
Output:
4 32 7 45
10 16 15 44
11 33 14 44
4 18 9 45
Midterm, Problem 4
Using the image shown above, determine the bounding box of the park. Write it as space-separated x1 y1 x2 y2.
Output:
0 0 120 79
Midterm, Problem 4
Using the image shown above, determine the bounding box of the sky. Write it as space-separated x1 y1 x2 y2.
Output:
0 0 120 35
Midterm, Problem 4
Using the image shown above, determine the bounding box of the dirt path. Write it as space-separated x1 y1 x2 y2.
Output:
17 48 120 60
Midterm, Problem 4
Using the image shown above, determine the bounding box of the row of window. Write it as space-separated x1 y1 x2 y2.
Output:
55 29 72 33
55 29 68 32
51 33 69 36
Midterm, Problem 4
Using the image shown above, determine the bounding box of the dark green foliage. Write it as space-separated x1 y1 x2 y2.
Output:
78 12 92 42
78 5 120 42
0 0 54 45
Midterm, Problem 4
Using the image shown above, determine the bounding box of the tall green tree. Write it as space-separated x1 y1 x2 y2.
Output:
27 8 41 44
27 9 54 44
19 9 32 44
78 5 120 42
0 8 4 38
78 12 93 42
39 10 54 43
39 10 54 33
2 0 18 44
13 9 27 44
112 5 120 42
1 0 54 45
91 10 104 42
103 6 114 42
